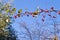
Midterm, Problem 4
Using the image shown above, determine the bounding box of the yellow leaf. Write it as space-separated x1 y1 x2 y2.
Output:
12 8 16 11
5 4 10 8
10 11 15 15
33 12 38 15
18 9 22 13
5 10 10 13
53 35 58 40
1 7 5 10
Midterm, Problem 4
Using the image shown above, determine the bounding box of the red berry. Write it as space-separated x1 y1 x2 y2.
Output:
48 14 51 16
27 15 29 16
33 16 35 17
28 12 33 15
17 14 20 17
40 9 44 12
58 11 60 15
42 15 45 18
51 7 54 10
45 10 49 12
50 7 54 12
42 18 44 22
53 16 56 18
14 15 17 19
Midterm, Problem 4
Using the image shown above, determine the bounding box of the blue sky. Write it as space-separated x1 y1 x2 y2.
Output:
13 0 60 11
12 0 60 40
